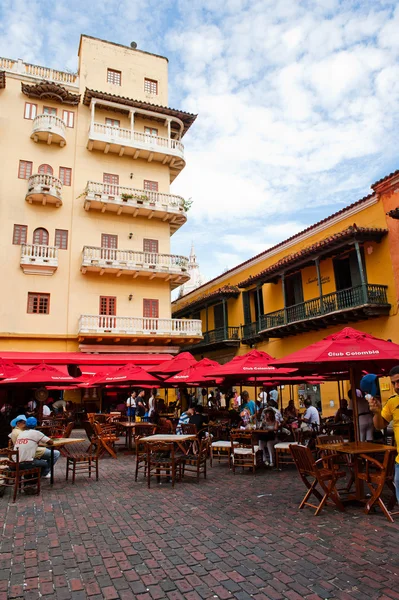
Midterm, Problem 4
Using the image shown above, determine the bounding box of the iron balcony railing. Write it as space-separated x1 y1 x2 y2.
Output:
259 284 389 332
190 326 240 347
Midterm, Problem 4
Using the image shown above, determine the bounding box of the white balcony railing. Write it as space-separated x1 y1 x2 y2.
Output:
31 114 67 145
89 122 184 159
79 315 203 337
26 174 63 205
85 181 185 213
20 244 58 275
82 246 189 273
0 56 79 86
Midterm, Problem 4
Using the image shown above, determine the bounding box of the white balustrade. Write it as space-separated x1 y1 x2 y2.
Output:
26 174 63 203
21 244 58 261
79 315 203 337
82 246 188 272
0 56 78 86
85 181 185 213
32 114 67 140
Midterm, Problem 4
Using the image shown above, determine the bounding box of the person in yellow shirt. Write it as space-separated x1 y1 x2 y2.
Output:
367 366 399 502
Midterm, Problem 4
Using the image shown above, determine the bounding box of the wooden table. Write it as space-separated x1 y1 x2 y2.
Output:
47 438 85 484
317 441 396 502
140 434 196 455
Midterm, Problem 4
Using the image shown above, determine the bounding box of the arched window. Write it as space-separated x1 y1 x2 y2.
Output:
32 228 49 246
38 164 53 175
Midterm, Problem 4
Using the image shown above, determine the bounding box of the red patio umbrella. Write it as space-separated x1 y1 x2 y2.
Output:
0 360 23 379
270 327 399 441
0 363 76 385
79 364 161 387
164 358 222 386
147 352 197 375
205 349 296 378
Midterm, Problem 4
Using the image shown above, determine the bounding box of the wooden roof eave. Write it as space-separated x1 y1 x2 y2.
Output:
21 81 80 105
173 290 240 318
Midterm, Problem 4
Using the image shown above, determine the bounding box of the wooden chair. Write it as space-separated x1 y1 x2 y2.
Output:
230 431 262 475
289 443 346 516
134 424 157 481
181 423 197 435
317 434 354 492
358 450 399 522
0 448 41 501
146 441 182 488
274 427 302 470
181 437 209 482
65 441 101 484
92 422 119 459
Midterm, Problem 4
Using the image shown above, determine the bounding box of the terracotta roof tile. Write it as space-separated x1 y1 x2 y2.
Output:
173 285 240 317
372 168 399 189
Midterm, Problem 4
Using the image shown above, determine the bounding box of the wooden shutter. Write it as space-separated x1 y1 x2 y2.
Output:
62 110 74 127
27 293 50 314
242 291 252 324
143 299 159 318
13 224 27 245
59 167 72 186
43 106 57 115
32 228 49 245
107 69 121 85
38 164 53 175
143 180 158 192
24 103 37 119
103 173 119 196
55 229 68 249
144 78 158 94
105 117 120 127
18 160 33 179
101 234 118 249
143 239 159 253
99 296 116 315
144 127 158 136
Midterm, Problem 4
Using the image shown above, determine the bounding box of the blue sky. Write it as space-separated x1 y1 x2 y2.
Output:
2 0 399 284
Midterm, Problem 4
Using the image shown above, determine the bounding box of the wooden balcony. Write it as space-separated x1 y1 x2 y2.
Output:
31 114 67 146
83 181 187 233
81 247 189 288
254 284 390 339
26 174 63 206
87 123 185 181
20 244 58 275
187 326 241 352
78 315 203 346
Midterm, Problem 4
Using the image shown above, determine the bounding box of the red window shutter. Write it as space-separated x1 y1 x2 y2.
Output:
33 228 49 245
143 239 159 253
24 103 37 120
103 173 119 195
59 167 72 186
143 299 159 318
101 234 118 249
38 164 53 175
55 229 68 249
107 69 121 85
99 296 116 315
13 224 27 245
62 110 74 127
43 106 57 116
143 180 158 192
144 78 158 94
18 160 33 179
27 293 50 314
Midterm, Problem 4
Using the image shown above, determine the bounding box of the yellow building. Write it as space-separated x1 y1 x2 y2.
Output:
173 171 399 414
0 36 202 354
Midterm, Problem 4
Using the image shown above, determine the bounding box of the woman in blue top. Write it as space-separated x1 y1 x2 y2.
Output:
241 391 256 416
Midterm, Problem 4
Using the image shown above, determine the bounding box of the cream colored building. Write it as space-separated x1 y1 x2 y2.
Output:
0 35 202 354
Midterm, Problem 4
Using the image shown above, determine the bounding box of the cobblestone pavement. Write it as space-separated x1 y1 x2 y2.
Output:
1 450 399 600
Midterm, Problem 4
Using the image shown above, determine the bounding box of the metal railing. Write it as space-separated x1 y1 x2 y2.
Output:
79 315 203 337
191 326 240 347
82 246 188 271
84 181 185 213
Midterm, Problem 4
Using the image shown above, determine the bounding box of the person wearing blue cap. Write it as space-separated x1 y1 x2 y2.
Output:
13 417 60 478
9 415 27 446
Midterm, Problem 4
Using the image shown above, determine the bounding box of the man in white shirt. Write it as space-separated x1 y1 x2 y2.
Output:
301 399 320 431
258 387 268 408
126 391 137 420
14 417 60 478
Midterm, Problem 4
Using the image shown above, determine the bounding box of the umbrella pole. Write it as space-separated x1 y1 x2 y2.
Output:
349 367 360 443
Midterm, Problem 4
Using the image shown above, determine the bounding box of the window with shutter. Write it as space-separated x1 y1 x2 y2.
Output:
43 106 57 115
144 78 158 94
107 69 121 85
143 180 158 192
59 167 72 186
55 229 68 250
143 299 159 318
38 164 53 175
13 224 27 245
105 117 120 127
99 296 116 315
18 160 33 179
32 228 49 246
103 173 119 195
144 126 158 136
101 234 118 249
24 102 37 120
143 239 159 253
242 291 252 325
27 293 50 314
62 110 74 127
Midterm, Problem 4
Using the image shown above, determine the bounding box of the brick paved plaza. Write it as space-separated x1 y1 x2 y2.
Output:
1 452 398 600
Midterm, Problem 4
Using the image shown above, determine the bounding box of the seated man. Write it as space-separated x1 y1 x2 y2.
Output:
14 417 60 478
9 414 27 445
300 398 320 432
189 405 209 434
176 407 194 434
52 398 67 415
